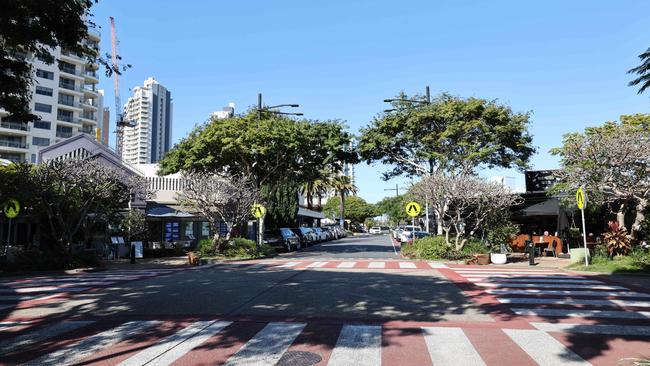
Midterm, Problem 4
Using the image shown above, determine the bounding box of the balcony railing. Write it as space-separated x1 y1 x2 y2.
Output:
56 131 73 138
80 127 94 134
81 112 97 121
58 99 81 108
59 83 81 92
59 67 79 76
57 116 82 124
82 86 98 94
0 121 29 131
87 27 101 39
83 70 98 78
0 140 28 149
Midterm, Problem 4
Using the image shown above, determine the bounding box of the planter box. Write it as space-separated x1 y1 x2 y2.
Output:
490 253 507 264
476 253 490 265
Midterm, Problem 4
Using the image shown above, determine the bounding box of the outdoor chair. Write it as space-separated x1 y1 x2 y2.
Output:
543 240 557 257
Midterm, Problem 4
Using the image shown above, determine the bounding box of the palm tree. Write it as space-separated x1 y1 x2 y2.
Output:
300 181 315 210
330 175 357 228
628 47 650 94
313 178 331 210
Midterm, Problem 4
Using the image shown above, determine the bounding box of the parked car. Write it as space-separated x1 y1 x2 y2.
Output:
323 227 340 240
264 228 300 251
369 226 382 234
404 231 430 245
380 226 391 234
392 226 405 240
331 225 346 238
398 225 423 242
312 227 329 242
292 227 316 247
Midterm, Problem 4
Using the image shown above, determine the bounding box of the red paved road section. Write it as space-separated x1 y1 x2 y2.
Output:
382 327 433 366
463 328 537 366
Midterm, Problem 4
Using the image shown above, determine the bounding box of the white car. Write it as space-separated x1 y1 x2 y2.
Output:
398 225 423 242
369 226 382 234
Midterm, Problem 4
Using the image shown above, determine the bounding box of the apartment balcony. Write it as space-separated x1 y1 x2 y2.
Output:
0 152 26 163
0 121 30 135
87 27 101 41
79 126 94 134
80 99 99 110
82 86 99 97
59 67 84 80
0 140 29 150
58 100 83 112
80 112 97 123
58 82 84 95
56 130 73 138
83 69 99 83
56 115 82 125
59 51 86 64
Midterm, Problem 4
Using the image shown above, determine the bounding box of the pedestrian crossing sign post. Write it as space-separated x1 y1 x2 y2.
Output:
252 204 266 219
576 187 589 267
3 198 20 219
405 202 421 217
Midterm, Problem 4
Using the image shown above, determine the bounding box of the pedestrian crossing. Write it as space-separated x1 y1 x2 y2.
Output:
1 317 644 365
256 259 448 270
445 266 650 333
0 268 181 311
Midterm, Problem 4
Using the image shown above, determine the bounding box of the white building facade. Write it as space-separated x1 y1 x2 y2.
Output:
121 77 173 164
0 28 103 163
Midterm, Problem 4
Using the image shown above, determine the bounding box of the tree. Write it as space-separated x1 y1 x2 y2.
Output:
263 179 299 228
323 195 375 225
30 158 148 258
411 173 521 250
359 92 534 234
628 46 650 95
179 172 260 251
330 175 357 227
550 114 650 238
1 0 129 122
375 195 410 226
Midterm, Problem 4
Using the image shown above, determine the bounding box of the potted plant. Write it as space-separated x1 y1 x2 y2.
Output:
487 221 519 265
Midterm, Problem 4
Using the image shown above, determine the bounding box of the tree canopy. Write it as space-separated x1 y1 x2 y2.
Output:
323 195 375 224
374 195 410 225
628 46 650 95
358 92 535 179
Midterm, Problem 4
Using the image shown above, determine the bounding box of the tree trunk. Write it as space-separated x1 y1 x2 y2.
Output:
306 190 313 210
631 198 648 239
339 192 345 228
616 203 626 230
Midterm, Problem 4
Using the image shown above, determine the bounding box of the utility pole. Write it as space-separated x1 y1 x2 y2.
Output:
384 183 400 197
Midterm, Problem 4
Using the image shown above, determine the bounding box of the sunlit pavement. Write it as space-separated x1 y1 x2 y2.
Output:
0 236 648 365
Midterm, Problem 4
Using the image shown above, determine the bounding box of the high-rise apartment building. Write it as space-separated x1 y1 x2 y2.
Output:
211 102 235 119
0 28 103 163
101 106 110 145
121 77 173 164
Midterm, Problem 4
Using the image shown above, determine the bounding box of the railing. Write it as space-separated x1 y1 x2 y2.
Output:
59 67 79 76
80 127 94 134
0 121 29 131
59 83 81 92
0 155 26 163
82 86 98 94
81 112 97 121
0 140 28 149
83 70 98 78
87 27 100 39
81 100 98 108
58 99 81 108
56 131 73 138
57 116 82 124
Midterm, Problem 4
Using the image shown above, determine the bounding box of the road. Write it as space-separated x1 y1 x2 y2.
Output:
0 235 648 365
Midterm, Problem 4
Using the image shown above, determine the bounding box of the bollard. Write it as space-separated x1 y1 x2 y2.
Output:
525 240 534 265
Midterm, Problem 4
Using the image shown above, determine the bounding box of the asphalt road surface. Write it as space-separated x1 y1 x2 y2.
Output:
1 235 648 365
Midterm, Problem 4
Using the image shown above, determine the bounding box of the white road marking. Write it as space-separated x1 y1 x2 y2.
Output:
276 262 300 268
337 261 357 268
461 274 577 280
398 262 417 269
328 325 382 366
25 321 160 366
512 307 650 319
421 327 486 366
455 271 569 276
306 261 328 268
0 320 94 354
368 262 385 269
466 278 601 284
503 329 590 366
486 289 650 298
427 262 448 268
223 322 305 366
532 322 650 336
0 286 89 294
474 283 625 290
118 320 232 366
498 297 650 308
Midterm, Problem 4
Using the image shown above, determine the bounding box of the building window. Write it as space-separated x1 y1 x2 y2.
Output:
56 125 73 138
32 137 50 146
33 120 51 130
57 109 73 122
31 154 36 163
58 93 75 106
35 86 53 96
35 103 52 113
58 61 76 74
58 77 76 91
36 69 54 80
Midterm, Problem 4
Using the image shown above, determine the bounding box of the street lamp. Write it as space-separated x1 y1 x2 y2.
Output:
257 93 302 121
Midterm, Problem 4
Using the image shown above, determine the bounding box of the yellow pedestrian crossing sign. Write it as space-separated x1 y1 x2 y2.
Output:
252 204 266 219
3 199 20 219
405 201 421 217
576 187 586 210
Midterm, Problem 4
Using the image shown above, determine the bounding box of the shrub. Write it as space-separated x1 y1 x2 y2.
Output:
462 240 490 254
630 247 650 269
197 237 276 259
196 238 217 257
402 236 470 260
486 221 518 253
604 221 633 257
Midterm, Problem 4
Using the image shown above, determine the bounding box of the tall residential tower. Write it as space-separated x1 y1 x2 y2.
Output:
0 28 103 163
121 77 173 164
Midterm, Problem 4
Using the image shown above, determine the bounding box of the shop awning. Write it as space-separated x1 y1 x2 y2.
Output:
147 204 197 218
297 207 325 219
517 198 559 216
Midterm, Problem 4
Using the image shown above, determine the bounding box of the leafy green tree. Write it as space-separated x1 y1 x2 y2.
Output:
375 195 410 226
628 47 650 95
550 114 650 238
330 175 357 227
324 195 375 225
263 179 300 228
1 0 128 122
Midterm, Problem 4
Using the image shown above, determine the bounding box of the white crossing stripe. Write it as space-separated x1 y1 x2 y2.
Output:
486 289 650 298
0 320 94 354
328 325 382 366
223 322 305 366
421 327 485 366
306 261 328 268
512 307 650 319
117 320 232 366
466 278 601 284
532 322 650 336
276 262 300 268
461 274 576 280
427 262 448 268
475 283 625 290
452 267 562 272
337 261 357 268
498 297 650 308
25 321 160 366
368 262 385 269
455 271 569 276
0 286 89 294
399 262 417 269
503 329 590 366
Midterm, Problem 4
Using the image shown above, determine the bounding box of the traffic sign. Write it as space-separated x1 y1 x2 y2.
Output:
3 199 20 219
576 187 586 210
252 204 266 219
405 202 421 217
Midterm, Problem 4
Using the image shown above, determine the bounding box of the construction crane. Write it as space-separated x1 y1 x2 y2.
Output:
109 16 133 157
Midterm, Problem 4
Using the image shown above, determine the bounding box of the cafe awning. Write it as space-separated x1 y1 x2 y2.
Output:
297 207 325 219
147 203 197 218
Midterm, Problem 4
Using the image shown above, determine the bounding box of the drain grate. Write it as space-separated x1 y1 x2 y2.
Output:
276 351 322 366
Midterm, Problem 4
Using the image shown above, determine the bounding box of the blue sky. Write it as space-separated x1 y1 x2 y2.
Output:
91 1 649 203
